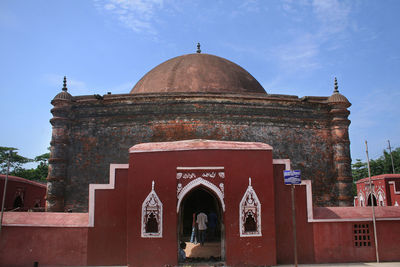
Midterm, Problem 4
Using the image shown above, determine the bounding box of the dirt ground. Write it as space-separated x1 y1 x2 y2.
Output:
184 241 221 258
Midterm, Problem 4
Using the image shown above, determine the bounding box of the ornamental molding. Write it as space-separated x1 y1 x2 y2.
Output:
176 171 225 180
141 181 163 238
176 177 225 213
239 177 262 237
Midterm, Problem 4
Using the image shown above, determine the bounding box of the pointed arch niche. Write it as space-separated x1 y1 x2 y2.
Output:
141 181 163 238
177 177 225 213
239 178 262 237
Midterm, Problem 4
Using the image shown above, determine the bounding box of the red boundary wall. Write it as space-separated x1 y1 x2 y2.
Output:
1 140 400 266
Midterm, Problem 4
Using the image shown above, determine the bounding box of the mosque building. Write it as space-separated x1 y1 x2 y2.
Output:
47 45 352 212
1 46 400 267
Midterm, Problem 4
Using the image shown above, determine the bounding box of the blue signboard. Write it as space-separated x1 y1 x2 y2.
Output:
284 170 301 185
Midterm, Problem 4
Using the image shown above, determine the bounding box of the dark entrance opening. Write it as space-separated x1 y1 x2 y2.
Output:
178 186 224 265
13 195 23 209
367 194 377 206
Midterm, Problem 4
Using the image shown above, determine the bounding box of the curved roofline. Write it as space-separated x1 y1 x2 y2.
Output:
0 174 47 188
130 53 266 95
355 174 400 184
129 139 273 153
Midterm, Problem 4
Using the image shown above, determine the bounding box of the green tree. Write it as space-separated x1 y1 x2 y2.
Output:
0 147 32 174
1 146 49 182
351 159 368 182
33 152 50 180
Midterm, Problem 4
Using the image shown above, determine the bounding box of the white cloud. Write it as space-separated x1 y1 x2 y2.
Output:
351 88 400 130
312 0 351 37
274 34 321 72
95 0 164 35
350 88 400 160
277 0 353 73
239 0 260 13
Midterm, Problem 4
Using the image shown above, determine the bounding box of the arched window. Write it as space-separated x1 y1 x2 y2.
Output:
239 178 261 237
367 193 377 206
13 195 23 209
141 181 163 238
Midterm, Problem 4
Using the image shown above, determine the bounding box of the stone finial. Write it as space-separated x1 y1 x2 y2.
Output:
249 177 252 186
63 76 68 92
334 77 339 93
152 180 155 190
196 43 201 53
53 76 73 101
328 77 350 107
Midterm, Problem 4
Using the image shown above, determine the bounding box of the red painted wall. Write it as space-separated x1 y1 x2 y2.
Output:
274 164 315 264
388 181 400 206
313 222 376 263
376 221 400 261
87 168 128 266
0 175 46 211
223 149 275 267
0 226 88 267
127 148 276 267
1 143 400 267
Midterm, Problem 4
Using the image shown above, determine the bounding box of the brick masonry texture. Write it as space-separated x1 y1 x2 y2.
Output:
48 92 352 212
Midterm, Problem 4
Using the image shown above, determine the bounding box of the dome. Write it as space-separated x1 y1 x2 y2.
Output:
53 76 73 101
53 91 73 101
327 92 350 105
130 53 266 94
327 78 351 107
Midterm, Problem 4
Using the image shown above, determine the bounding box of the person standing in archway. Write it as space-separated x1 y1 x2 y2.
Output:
196 211 208 246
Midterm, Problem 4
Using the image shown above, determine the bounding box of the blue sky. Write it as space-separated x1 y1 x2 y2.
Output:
0 0 399 165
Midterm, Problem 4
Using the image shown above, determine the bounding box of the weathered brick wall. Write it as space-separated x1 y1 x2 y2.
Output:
48 92 351 211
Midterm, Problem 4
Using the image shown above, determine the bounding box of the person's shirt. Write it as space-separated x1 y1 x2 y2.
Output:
196 212 208 230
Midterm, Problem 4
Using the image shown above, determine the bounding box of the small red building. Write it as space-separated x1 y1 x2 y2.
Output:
354 174 400 207
0 175 46 211
1 140 400 267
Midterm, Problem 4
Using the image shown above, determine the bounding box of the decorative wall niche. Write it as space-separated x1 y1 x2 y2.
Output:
141 181 163 238
377 189 385 206
239 177 262 237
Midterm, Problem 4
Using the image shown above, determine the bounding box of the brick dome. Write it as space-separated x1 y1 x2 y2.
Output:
130 53 266 94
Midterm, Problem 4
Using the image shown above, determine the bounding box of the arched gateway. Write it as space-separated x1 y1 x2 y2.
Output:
177 180 226 263
123 140 277 266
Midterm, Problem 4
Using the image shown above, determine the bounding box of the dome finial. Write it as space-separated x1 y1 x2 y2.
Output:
62 76 68 92
334 77 339 93
196 42 201 53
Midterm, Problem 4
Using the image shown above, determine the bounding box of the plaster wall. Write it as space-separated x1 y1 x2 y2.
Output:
0 226 88 267
2 157 400 266
126 146 276 267
313 222 376 263
274 164 315 264
376 220 400 260
87 168 128 266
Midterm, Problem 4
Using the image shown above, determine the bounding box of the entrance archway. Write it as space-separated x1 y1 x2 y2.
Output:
367 193 377 206
178 186 224 264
